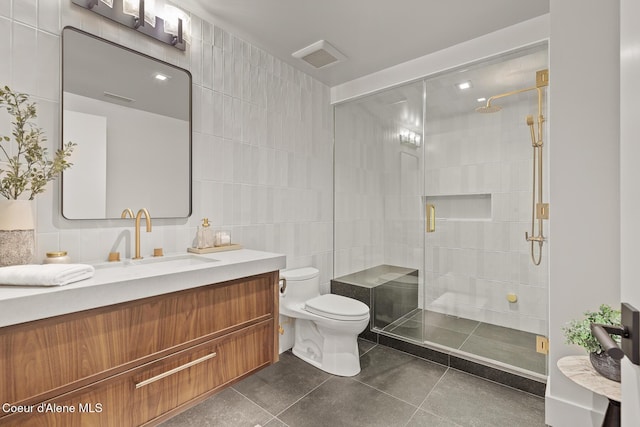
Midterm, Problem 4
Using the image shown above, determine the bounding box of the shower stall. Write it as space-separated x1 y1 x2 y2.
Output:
332 44 549 384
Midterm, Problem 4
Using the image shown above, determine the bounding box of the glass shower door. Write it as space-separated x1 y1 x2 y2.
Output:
333 80 426 343
333 43 549 379
422 45 549 376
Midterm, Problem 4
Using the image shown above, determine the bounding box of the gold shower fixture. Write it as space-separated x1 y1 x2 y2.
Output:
477 69 549 266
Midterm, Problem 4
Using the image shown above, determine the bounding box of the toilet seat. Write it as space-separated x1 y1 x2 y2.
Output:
304 294 369 321
281 267 319 280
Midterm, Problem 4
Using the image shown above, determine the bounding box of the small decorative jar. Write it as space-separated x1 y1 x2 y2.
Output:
43 251 71 264
214 231 231 247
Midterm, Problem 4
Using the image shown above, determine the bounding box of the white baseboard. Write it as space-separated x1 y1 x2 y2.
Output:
545 377 606 426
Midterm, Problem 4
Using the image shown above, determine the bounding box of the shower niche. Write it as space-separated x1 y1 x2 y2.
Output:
333 43 549 386
424 194 492 220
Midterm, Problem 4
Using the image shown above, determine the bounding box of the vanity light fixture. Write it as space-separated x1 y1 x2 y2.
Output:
71 0 188 51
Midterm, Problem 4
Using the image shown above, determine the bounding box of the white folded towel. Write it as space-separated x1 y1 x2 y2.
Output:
0 264 95 287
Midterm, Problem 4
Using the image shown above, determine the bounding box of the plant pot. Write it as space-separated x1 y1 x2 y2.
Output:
0 200 35 267
589 351 621 382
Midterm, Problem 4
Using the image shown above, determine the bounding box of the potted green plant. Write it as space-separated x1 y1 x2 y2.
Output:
563 304 622 382
0 86 75 266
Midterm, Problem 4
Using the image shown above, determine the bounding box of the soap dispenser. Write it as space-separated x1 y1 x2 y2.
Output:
196 218 214 249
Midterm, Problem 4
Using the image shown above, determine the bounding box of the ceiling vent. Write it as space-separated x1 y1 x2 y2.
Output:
292 40 346 69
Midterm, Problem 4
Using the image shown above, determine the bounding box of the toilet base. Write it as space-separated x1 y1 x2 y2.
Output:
292 318 365 377
293 346 361 376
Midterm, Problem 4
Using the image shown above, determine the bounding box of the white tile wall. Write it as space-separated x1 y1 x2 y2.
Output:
334 83 425 300
334 101 391 278
424 86 549 335
2 1 334 292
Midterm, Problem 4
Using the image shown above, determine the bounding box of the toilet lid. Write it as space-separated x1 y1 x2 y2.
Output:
304 294 370 321
280 267 319 281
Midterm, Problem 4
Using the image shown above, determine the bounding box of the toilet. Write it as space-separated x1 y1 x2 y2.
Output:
279 267 370 376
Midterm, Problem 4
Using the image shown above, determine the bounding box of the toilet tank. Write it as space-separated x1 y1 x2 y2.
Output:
280 267 320 303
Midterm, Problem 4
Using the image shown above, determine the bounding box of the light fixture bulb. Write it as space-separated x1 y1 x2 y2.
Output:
155 73 168 81
477 97 486 102
123 0 157 27
161 4 191 43
457 81 472 90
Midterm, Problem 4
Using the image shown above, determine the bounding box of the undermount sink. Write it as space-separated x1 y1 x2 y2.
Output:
94 254 218 270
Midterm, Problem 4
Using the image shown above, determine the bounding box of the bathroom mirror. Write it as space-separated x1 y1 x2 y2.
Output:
61 26 192 219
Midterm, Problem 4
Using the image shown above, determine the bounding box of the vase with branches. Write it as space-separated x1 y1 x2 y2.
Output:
0 85 75 200
0 86 75 266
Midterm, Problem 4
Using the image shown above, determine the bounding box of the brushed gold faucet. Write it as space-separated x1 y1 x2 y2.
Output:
133 208 152 259
121 208 152 260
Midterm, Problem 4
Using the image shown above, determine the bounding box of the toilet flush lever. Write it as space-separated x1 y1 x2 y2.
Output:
279 278 287 294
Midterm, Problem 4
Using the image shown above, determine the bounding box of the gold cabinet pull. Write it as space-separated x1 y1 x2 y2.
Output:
426 204 435 233
135 352 217 389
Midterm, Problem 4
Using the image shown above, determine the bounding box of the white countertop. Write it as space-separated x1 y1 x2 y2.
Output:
0 249 286 328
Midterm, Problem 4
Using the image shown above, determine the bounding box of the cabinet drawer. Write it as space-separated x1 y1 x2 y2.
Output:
1 321 274 427
0 371 132 427
0 272 278 407
134 320 273 425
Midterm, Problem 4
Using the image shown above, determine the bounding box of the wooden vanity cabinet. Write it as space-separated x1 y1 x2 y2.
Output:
0 271 280 426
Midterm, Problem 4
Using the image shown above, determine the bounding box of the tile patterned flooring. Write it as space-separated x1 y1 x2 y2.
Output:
161 340 545 427
384 310 547 375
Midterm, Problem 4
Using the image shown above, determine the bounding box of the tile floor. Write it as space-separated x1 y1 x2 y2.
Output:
160 340 545 427
384 310 547 375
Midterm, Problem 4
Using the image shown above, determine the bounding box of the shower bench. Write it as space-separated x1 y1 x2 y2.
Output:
331 265 419 338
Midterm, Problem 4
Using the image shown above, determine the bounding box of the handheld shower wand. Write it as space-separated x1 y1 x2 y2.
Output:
478 70 549 266
525 114 546 265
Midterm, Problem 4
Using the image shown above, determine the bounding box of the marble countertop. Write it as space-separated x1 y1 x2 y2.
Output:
557 355 621 402
0 249 286 328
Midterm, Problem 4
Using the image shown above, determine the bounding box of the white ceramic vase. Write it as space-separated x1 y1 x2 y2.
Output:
0 200 35 267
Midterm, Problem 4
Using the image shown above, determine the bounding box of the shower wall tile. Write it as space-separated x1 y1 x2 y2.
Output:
212 45 224 93
190 39 202 86
13 0 36 27
0 2 10 20
36 31 59 101
38 0 59 35
424 99 548 335
333 102 393 277
202 42 213 89
12 22 37 95
0 18 9 85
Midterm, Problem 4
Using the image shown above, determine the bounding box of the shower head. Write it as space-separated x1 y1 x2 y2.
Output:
475 104 502 113
477 83 542 115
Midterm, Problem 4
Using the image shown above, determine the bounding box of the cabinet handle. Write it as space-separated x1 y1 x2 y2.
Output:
135 352 217 389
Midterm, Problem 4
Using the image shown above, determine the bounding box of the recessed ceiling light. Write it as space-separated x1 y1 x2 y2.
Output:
477 97 486 102
155 73 169 81
457 81 472 90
